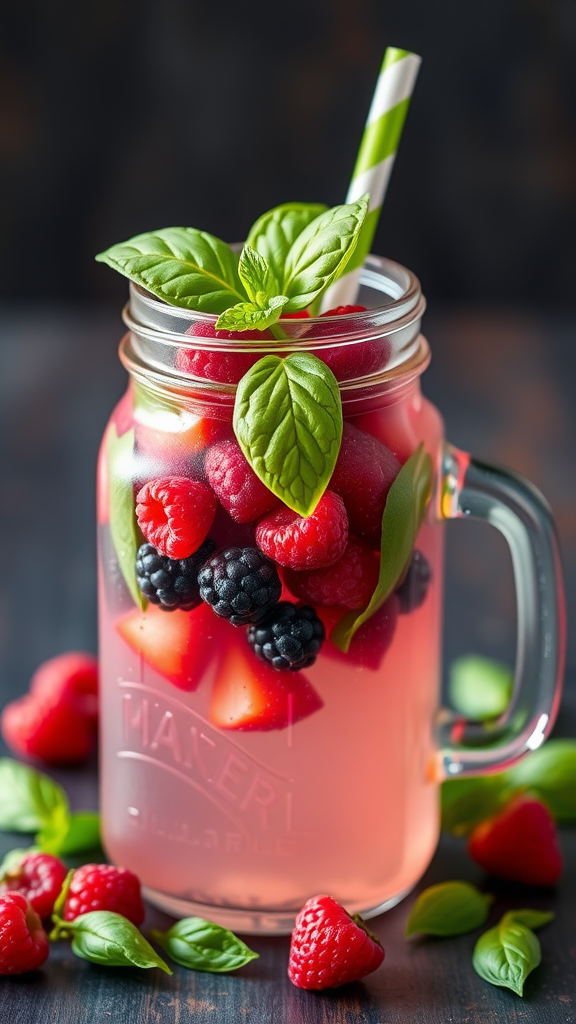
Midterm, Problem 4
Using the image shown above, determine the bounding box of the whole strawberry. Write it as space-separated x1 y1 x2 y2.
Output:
0 852 67 919
467 794 562 886
288 894 384 990
63 864 145 926
0 892 49 974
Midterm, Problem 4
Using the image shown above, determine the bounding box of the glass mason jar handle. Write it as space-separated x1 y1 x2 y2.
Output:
436 443 566 780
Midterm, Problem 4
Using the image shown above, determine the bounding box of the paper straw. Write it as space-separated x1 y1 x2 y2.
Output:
320 47 422 310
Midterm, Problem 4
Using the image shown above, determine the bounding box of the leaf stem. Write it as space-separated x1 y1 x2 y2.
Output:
269 323 288 341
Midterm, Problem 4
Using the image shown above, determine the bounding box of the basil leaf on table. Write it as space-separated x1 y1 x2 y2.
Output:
405 881 493 937
246 201 328 288
67 911 172 973
332 443 433 652
504 910 554 931
473 914 544 997
216 296 289 333
151 917 259 973
0 758 69 833
107 425 146 612
508 739 576 822
440 774 511 835
281 196 369 311
233 353 342 517
449 655 513 720
38 810 101 857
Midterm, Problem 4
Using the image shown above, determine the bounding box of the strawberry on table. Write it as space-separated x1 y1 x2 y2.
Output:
467 794 562 887
288 894 385 990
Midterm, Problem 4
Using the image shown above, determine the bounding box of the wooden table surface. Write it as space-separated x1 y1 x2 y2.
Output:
0 303 574 1021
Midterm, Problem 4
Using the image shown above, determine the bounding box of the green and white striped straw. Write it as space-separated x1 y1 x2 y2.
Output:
321 47 422 310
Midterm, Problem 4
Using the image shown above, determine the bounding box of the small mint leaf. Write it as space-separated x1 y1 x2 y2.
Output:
106 425 146 611
215 295 288 332
246 202 328 287
332 443 432 652
473 917 542 997
96 227 245 313
238 245 279 304
441 774 511 835
449 656 513 720
502 910 554 931
281 196 369 311
508 739 576 822
0 758 69 833
151 917 259 973
405 881 493 937
68 911 172 973
233 353 343 516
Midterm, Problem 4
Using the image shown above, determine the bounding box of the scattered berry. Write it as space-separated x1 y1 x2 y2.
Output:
175 321 267 385
247 602 325 671
136 538 216 611
0 892 49 974
288 894 385 990
136 476 217 559
204 439 278 523
284 535 379 610
0 853 67 919
63 864 145 926
116 602 223 691
29 652 98 726
209 640 323 731
198 546 282 625
256 490 348 571
329 422 401 546
395 550 432 613
467 795 562 887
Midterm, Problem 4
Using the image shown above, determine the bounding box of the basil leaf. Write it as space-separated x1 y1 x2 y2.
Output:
151 917 258 973
508 739 576 822
39 810 101 857
441 774 511 835
233 353 342 516
449 655 513 720
96 227 244 313
215 295 288 333
281 196 369 311
473 918 542 997
503 910 554 931
238 245 280 304
35 798 71 854
0 847 39 877
68 911 172 973
246 202 328 288
332 443 432 652
107 425 146 611
405 881 493 938
0 758 69 832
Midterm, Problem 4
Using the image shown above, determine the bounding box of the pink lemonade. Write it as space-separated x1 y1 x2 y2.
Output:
98 330 446 931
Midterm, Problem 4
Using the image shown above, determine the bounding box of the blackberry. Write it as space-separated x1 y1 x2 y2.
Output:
395 549 431 614
247 602 325 671
197 546 281 626
136 539 216 611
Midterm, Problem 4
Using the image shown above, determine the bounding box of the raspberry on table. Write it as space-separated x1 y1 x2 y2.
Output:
395 550 431 613
284 535 379 610
255 490 348 571
329 422 401 546
288 894 385 990
0 892 50 975
247 602 325 671
136 476 217 560
197 546 282 625
0 853 67 919
204 439 278 523
1 680 98 765
29 652 99 725
136 538 216 611
63 864 145 926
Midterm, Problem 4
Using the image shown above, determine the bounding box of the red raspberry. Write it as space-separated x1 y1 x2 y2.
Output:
0 893 49 974
307 306 390 382
30 652 98 726
136 476 217 559
329 422 401 547
288 894 384 990
63 864 145 926
204 439 278 523
256 491 348 571
467 795 562 886
284 535 379 610
175 321 268 385
0 853 67 919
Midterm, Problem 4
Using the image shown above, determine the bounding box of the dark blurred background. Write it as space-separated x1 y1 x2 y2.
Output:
0 0 575 718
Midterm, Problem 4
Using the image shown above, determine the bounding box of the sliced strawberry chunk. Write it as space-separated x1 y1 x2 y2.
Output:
320 596 399 671
209 643 323 731
115 602 223 691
